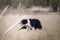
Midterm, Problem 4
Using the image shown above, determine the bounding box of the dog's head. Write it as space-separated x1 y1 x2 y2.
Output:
19 19 28 26
21 19 28 24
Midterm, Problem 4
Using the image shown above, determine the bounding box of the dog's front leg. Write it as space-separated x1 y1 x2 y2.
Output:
26 26 30 31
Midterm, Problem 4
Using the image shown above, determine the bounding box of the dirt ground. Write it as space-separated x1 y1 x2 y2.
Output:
0 8 60 40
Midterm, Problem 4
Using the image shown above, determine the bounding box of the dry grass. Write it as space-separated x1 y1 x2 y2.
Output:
0 8 60 40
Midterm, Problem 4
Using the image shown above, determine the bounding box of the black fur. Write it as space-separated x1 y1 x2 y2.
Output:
29 19 42 30
21 19 28 24
19 19 42 30
19 26 26 30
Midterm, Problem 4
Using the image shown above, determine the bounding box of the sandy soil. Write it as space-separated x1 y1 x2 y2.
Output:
0 8 60 40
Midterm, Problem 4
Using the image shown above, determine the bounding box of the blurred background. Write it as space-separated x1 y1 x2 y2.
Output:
0 0 60 12
0 0 60 40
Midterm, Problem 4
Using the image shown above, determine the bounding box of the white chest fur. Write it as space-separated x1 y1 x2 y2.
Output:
26 19 31 27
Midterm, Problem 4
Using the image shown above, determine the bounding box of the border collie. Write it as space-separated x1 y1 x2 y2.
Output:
19 19 42 30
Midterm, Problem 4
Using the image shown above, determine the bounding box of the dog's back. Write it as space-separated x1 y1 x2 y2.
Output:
29 19 42 29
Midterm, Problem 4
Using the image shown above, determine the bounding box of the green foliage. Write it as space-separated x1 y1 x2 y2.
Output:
20 0 33 8
0 0 7 7
33 0 50 7
0 0 20 8
49 0 60 11
11 0 20 8
33 0 41 6
0 0 60 9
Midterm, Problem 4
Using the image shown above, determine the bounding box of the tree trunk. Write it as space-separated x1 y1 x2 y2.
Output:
59 6 60 12
52 5 58 12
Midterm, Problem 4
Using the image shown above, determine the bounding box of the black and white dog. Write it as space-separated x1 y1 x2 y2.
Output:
19 19 42 30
